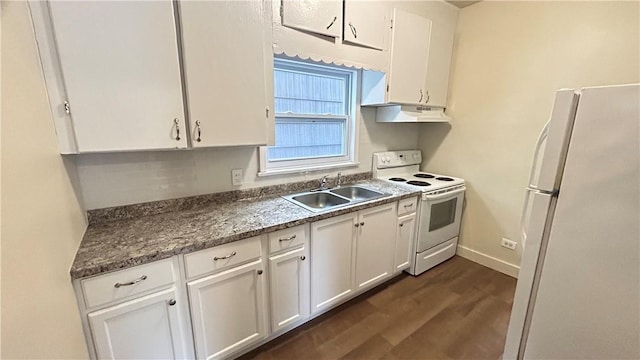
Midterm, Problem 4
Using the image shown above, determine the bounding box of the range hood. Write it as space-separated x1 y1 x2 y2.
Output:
375 105 451 123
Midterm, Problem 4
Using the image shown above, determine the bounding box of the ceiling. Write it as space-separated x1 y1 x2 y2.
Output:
446 0 481 8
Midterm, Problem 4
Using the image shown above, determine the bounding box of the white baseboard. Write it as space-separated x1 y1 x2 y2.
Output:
456 245 520 278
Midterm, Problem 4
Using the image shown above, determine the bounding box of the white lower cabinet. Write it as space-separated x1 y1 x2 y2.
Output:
268 246 310 332
75 198 421 359
187 260 267 360
88 288 188 360
310 202 404 314
355 203 397 290
310 212 358 314
395 213 416 272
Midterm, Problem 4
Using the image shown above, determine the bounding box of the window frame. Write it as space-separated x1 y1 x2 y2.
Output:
258 58 359 176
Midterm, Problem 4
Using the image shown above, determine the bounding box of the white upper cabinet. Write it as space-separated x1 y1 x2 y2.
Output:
422 14 456 108
281 0 342 38
361 6 457 109
48 1 187 152
179 0 273 147
387 9 432 105
343 1 388 50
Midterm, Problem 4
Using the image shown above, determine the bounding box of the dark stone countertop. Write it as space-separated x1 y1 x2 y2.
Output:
70 179 420 279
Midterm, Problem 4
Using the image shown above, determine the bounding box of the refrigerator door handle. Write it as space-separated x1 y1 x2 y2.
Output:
519 188 535 252
527 120 551 189
520 187 558 254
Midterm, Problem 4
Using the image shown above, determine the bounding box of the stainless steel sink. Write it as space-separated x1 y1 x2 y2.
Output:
283 185 389 213
330 186 386 201
289 192 350 212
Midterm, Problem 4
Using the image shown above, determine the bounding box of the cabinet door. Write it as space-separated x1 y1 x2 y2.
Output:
281 0 342 38
187 260 267 360
387 9 432 105
88 288 188 360
343 1 387 50
48 1 186 152
268 247 310 332
180 1 271 147
395 213 416 272
423 19 456 107
310 213 357 314
355 203 397 290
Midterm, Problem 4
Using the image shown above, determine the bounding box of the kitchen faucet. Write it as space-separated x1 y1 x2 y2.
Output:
319 175 329 190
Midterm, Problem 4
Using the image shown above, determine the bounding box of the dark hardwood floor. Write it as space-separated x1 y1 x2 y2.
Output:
240 256 517 360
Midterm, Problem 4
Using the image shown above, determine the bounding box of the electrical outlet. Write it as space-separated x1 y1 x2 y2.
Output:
231 169 243 186
501 238 517 250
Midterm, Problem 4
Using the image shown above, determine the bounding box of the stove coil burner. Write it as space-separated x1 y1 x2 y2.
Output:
414 173 435 179
436 177 454 181
406 180 431 186
389 177 406 182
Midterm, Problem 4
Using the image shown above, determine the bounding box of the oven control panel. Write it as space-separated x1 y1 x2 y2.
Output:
374 150 422 168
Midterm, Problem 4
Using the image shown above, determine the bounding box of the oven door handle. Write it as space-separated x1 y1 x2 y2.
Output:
424 186 466 201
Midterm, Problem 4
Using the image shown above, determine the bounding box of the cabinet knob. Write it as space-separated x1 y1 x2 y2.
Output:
257 270 263 275
300 256 306 261
360 222 365 227
354 223 360 228
399 223 404 227
174 118 181 141
168 299 177 306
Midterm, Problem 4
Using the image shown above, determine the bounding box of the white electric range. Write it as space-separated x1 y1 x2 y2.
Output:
373 150 466 275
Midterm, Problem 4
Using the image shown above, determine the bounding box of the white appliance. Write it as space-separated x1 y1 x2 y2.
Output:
504 84 640 359
373 150 466 275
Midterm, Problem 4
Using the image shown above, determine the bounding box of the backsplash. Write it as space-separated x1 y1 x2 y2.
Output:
86 172 372 225
74 108 420 210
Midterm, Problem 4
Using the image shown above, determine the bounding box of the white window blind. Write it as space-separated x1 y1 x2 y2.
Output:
260 59 357 174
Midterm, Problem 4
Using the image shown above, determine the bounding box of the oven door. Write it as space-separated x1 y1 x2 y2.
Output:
417 187 465 252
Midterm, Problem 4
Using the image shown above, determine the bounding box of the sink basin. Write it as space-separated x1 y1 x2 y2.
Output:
283 185 390 213
330 186 386 202
289 192 350 212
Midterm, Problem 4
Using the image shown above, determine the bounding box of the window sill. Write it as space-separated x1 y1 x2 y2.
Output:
257 161 360 177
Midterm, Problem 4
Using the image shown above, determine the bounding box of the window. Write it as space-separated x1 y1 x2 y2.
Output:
259 58 357 175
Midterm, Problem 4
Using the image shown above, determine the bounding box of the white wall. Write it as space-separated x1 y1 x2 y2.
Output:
76 107 419 209
418 0 640 276
1 2 89 358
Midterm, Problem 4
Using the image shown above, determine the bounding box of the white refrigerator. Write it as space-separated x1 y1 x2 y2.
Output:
503 84 640 360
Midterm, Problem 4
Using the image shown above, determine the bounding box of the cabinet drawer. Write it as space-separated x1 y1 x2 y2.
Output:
268 225 306 254
81 258 175 310
398 197 418 216
184 236 261 280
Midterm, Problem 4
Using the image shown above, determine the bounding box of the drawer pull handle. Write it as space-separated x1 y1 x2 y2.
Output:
114 275 147 288
213 251 237 261
279 235 297 242
404 204 414 208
